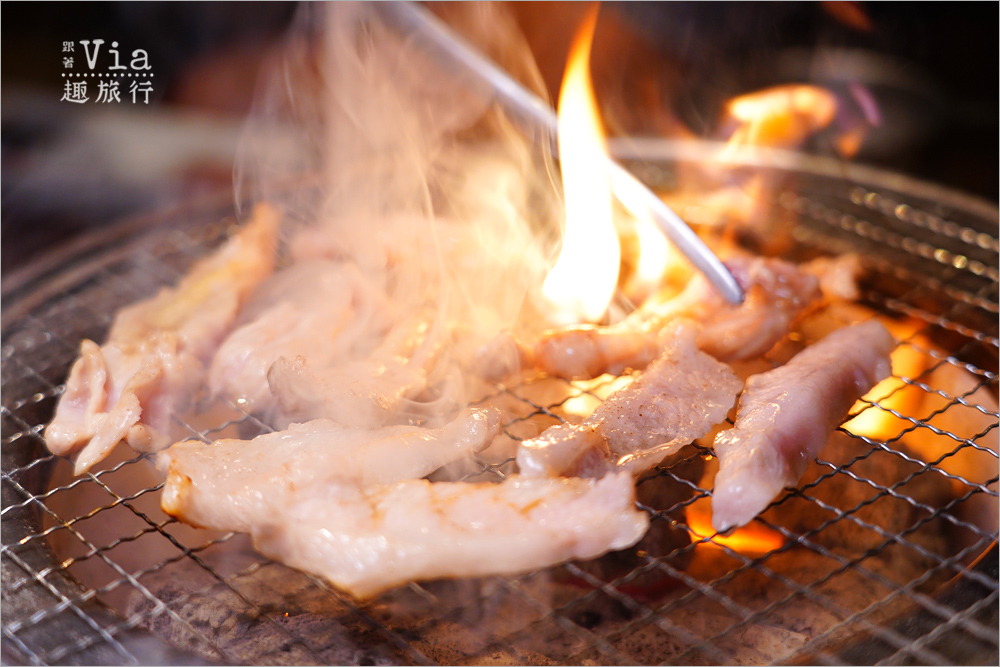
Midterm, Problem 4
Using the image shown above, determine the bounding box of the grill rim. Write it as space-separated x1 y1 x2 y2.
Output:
2 147 997 666
1 189 238 331
610 137 1000 227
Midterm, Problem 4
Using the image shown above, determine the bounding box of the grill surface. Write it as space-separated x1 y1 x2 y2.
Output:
3 147 998 665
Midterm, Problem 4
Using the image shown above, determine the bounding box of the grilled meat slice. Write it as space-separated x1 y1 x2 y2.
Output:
711 320 894 532
158 407 501 533
46 205 279 474
528 255 821 381
517 319 742 477
251 472 648 598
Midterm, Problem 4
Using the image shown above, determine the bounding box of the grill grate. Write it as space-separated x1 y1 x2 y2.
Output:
3 156 998 666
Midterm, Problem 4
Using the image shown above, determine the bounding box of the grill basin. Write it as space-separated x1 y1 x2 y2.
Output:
2 145 998 665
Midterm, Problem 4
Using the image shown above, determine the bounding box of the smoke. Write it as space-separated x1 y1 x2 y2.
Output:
231 2 561 427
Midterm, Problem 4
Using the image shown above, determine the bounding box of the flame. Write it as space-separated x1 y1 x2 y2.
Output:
721 84 838 155
541 5 620 325
687 505 785 554
624 215 678 303
844 320 929 440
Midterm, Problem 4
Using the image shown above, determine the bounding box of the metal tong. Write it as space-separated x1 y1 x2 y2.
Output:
377 2 743 305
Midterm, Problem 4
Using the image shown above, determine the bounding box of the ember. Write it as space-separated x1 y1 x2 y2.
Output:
685 503 785 555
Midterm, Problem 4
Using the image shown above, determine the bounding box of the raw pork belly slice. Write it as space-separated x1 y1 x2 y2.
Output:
158 407 501 533
532 255 821 380
251 472 649 598
711 320 895 532
517 320 742 478
46 205 279 474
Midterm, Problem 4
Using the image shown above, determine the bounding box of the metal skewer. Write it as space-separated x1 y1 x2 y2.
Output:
377 2 744 305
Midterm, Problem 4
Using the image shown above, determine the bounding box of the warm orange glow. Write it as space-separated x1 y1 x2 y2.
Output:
844 321 929 440
835 125 867 158
687 506 785 554
562 374 633 418
542 5 620 325
821 1 874 31
722 85 838 154
624 215 678 304
844 322 998 496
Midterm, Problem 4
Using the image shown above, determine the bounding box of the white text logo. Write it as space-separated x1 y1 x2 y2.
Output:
60 40 154 105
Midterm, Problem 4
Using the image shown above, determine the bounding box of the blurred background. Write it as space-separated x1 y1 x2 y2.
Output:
2 1 997 277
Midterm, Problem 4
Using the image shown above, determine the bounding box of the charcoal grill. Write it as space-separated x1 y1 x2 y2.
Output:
2 144 997 665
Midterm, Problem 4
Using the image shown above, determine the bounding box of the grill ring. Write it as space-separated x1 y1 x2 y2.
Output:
3 148 997 666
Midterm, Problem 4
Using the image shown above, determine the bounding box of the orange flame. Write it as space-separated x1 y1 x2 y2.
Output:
687 504 785 555
844 320 929 440
721 84 838 155
541 5 620 325
623 214 679 304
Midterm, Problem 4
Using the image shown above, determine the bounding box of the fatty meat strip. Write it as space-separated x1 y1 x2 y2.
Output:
530 255 821 381
251 473 649 599
208 258 442 428
158 407 501 533
266 311 444 428
207 260 386 413
45 205 280 474
517 320 742 478
711 320 895 532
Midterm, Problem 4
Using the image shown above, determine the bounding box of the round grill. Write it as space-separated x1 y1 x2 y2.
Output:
3 147 997 665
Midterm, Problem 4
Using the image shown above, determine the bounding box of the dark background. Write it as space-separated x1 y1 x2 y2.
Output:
3 2 997 278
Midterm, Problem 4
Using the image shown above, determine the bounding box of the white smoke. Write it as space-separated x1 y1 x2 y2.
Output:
232 2 563 427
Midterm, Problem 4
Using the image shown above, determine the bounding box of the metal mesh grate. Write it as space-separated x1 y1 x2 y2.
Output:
3 157 998 666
